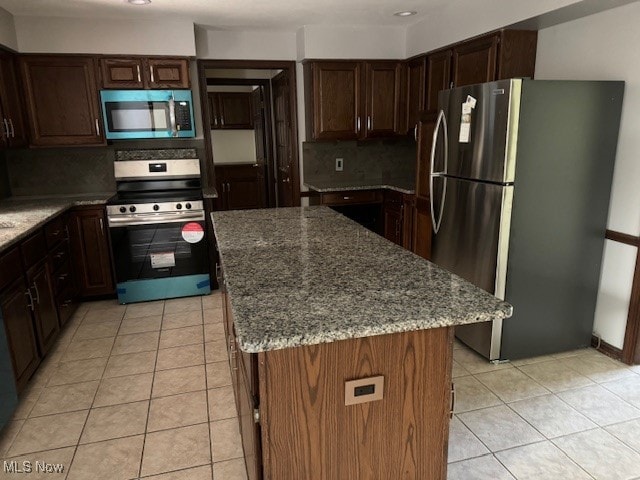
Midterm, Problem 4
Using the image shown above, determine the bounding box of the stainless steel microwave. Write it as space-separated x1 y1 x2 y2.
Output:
100 89 196 140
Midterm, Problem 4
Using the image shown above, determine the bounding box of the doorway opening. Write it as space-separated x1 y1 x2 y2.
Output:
197 60 300 210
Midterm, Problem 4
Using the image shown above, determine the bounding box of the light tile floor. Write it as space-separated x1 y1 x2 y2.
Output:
2 293 640 480
449 339 640 480
0 292 245 480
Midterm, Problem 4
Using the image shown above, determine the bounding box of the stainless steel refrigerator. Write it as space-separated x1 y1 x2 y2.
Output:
430 79 624 361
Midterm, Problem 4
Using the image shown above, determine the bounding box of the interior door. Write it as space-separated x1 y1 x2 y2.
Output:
251 86 269 207
272 71 294 207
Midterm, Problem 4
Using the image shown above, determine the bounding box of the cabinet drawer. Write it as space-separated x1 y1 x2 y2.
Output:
53 261 73 295
44 216 68 249
320 190 382 206
0 247 23 291
21 231 47 271
50 240 70 272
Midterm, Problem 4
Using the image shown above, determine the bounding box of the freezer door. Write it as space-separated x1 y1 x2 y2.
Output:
439 79 520 183
431 177 513 359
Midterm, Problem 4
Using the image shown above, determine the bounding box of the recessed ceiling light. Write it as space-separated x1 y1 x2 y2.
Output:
394 11 417 17
128 0 151 5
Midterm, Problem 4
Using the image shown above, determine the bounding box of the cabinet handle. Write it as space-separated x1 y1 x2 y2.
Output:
450 382 456 418
2 118 8 139
32 283 40 304
414 124 418 142
99 218 104 235
136 64 142 83
343 196 351 200
220 116 225 126
150 64 155 83
226 182 230 192
356 117 361 133
95 119 100 136
9 118 14 138
450 81 454 89
367 116 372 131
58 273 68 280
25 290 34 311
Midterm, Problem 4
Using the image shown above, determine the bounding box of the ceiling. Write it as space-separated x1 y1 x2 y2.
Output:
0 0 449 29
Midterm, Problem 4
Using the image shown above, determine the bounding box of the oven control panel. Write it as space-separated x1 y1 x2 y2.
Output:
107 200 204 217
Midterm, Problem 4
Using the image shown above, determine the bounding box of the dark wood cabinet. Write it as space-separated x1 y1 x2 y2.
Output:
424 30 537 114
100 57 190 89
404 56 426 133
215 164 265 211
99 58 145 89
146 58 190 89
383 202 403 246
306 61 361 141
383 190 414 250
305 60 404 141
0 50 28 148
364 62 402 138
425 51 452 114
19 55 104 146
209 92 254 129
26 262 59 356
1 278 41 394
69 206 115 297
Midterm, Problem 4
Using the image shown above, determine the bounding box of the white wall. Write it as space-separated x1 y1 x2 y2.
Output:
406 0 585 57
196 27 297 60
0 7 17 51
211 130 257 165
535 1 640 349
300 25 405 60
14 16 196 55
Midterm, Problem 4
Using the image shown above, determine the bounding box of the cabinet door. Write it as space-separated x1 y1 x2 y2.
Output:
0 51 28 147
1 279 40 393
69 207 114 297
383 206 403 246
239 362 262 480
452 34 499 88
364 61 402 138
425 50 452 114
413 197 433 260
405 57 426 134
100 58 145 89
415 113 438 201
20 56 104 146
208 93 220 129
310 62 361 140
216 93 254 129
28 263 59 356
218 165 265 211
145 58 190 89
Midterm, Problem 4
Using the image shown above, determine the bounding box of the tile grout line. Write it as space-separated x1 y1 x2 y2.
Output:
202 297 216 474
65 302 126 479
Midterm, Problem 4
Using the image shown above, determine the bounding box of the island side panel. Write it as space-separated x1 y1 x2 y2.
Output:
260 327 454 479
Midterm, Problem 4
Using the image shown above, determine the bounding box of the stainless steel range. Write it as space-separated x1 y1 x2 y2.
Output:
106 156 210 304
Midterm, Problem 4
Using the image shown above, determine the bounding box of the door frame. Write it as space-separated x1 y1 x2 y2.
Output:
196 60 301 207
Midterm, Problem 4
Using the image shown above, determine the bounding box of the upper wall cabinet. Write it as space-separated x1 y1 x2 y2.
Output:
423 30 538 114
209 92 254 130
20 56 104 147
0 50 28 148
404 56 426 136
100 57 190 89
304 60 403 141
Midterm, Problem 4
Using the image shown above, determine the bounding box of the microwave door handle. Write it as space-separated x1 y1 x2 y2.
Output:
169 93 177 137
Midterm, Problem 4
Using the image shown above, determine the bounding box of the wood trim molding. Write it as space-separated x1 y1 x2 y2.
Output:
622 249 640 364
591 335 623 362
605 229 640 247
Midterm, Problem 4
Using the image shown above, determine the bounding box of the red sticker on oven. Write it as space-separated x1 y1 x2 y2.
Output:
181 222 204 244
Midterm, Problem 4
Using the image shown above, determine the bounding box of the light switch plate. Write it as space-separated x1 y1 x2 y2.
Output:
335 158 344 171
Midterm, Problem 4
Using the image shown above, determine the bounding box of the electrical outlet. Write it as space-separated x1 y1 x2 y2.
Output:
335 158 344 171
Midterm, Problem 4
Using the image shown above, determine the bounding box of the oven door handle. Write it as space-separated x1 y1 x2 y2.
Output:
108 211 205 227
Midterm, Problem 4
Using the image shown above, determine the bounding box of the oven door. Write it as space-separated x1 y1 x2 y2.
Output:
109 211 210 303
100 90 195 140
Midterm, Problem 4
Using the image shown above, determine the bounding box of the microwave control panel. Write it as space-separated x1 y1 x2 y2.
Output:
175 102 192 131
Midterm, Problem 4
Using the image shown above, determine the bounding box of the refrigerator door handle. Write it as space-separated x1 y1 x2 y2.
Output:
430 110 448 234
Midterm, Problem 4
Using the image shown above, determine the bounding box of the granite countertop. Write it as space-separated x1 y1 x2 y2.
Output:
202 187 219 199
304 178 415 195
0 193 115 252
212 206 512 353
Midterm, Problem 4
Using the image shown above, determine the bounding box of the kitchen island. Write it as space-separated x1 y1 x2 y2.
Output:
211 206 512 480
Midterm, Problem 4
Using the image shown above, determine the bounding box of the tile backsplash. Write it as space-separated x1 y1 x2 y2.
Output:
303 139 416 185
3 139 207 197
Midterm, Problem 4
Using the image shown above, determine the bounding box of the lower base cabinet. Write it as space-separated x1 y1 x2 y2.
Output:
221 269 454 479
1 278 41 393
27 262 59 356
